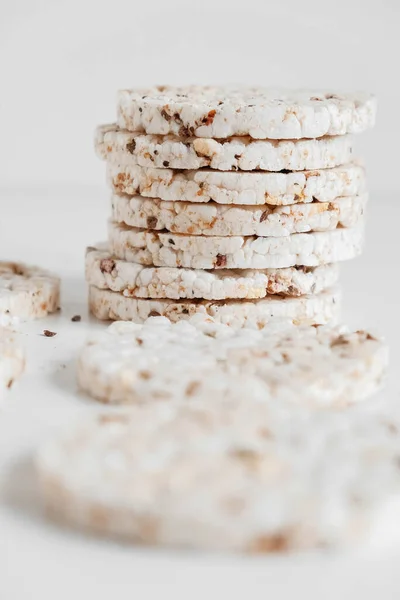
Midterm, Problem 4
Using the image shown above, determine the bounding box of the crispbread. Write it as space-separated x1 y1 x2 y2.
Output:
107 161 366 206
0 327 25 397
76 317 386 406
0 262 60 320
116 86 376 139
88 286 340 328
37 333 391 552
96 124 354 171
111 192 366 237
108 221 364 269
85 245 339 300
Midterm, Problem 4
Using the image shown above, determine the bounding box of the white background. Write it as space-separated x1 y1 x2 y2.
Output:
1 1 400 599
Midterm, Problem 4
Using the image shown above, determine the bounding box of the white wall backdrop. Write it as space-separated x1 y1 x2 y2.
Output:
0 0 399 193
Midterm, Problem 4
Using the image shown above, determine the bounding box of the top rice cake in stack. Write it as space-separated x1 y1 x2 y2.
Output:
90 86 375 328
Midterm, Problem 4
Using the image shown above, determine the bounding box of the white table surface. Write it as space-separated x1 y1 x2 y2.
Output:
1 185 400 600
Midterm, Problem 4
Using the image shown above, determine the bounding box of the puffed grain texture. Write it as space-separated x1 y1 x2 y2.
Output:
108 221 364 269
107 161 366 206
96 124 354 171
116 86 376 139
75 318 387 407
0 262 60 320
111 192 366 237
88 286 341 328
85 245 339 300
37 341 392 551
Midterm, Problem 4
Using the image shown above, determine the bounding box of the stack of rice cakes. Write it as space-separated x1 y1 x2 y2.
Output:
88 86 375 328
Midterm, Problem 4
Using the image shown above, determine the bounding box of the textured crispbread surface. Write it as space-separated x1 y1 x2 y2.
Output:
107 161 366 206
0 262 60 320
116 86 376 139
111 192 366 237
96 124 354 171
37 326 391 552
86 245 339 300
88 286 340 328
108 221 364 269
76 317 386 406
0 327 25 397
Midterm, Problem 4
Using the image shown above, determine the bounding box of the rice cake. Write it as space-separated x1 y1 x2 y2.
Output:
88 286 340 328
116 86 376 139
107 161 366 206
111 192 366 237
76 317 387 407
39 401 399 553
86 245 339 300
96 124 354 172
108 221 364 269
0 262 60 320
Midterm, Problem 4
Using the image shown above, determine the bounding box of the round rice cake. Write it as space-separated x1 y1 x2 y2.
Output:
37 378 395 551
107 161 366 206
76 317 387 406
111 192 366 237
96 124 354 171
88 286 340 328
108 221 364 269
85 245 339 300
116 86 376 139
0 262 60 320
0 327 25 398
